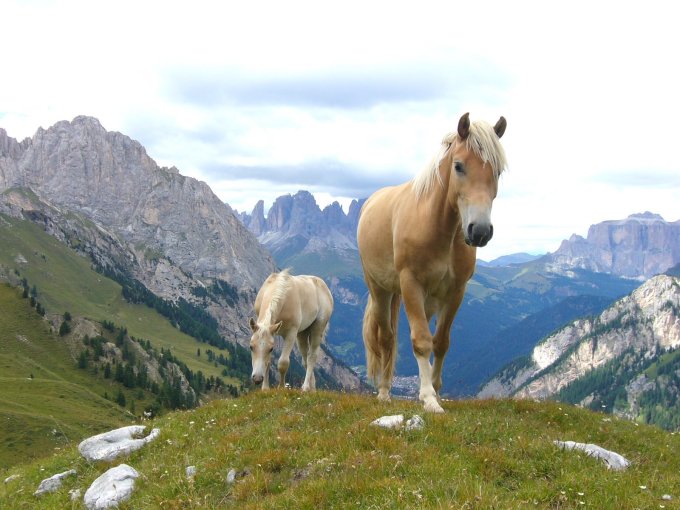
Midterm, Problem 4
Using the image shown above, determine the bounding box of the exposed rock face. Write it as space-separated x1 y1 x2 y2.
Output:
547 213 680 279
478 275 680 400
0 116 275 290
239 190 365 258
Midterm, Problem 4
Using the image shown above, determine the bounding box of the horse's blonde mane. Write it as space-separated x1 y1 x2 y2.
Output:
262 268 292 326
412 120 507 199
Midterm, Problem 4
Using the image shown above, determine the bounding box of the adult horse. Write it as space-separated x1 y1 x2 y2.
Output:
357 113 507 413
249 269 334 391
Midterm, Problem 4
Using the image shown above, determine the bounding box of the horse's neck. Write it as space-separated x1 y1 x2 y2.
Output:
424 154 461 234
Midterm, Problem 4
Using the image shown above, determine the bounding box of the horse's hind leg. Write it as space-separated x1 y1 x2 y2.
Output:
364 283 398 402
297 331 315 391
302 322 325 391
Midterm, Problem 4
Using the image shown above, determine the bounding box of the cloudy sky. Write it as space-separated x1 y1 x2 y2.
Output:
2 0 678 261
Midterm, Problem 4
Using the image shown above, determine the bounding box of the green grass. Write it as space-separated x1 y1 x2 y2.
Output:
0 284 134 468
2 391 678 509
0 213 237 383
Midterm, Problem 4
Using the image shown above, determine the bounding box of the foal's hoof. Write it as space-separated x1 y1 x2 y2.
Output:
377 390 391 402
423 399 445 414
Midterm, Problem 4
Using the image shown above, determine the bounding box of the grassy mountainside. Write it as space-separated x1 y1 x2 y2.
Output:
0 284 133 467
1 391 679 508
0 213 238 382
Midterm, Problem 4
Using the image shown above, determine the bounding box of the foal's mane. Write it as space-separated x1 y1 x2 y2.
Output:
262 268 292 326
412 120 507 200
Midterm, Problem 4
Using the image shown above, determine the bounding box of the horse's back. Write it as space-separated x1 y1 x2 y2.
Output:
358 183 412 293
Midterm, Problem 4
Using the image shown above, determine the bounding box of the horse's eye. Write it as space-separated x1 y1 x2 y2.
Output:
454 162 465 175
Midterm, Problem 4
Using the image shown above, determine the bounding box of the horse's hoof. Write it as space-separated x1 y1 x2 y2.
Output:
377 391 391 402
424 400 445 413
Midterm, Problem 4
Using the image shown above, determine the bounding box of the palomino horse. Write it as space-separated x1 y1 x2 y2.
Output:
357 113 507 413
249 269 334 391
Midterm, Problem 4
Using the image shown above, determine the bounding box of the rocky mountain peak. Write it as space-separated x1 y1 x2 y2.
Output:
548 213 680 279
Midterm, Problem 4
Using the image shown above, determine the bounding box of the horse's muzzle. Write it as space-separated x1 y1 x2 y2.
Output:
465 223 493 247
251 373 264 385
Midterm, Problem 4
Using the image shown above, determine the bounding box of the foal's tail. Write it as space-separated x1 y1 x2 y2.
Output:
363 293 400 386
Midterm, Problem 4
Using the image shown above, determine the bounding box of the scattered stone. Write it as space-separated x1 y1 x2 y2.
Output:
554 440 630 471
226 468 237 484
186 465 196 479
84 464 139 510
70 488 82 501
405 415 425 431
370 414 404 429
34 469 77 496
662 494 672 500
4 474 20 483
78 425 160 462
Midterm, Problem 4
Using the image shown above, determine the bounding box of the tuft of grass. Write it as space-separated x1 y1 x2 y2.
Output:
1 390 678 509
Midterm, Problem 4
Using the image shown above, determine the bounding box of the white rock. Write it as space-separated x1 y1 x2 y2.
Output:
662 494 672 500
370 414 404 429
34 469 76 496
554 440 630 471
70 488 82 501
186 465 196 479
226 468 237 484
78 425 160 462
84 464 139 509
4 474 20 483
405 415 425 431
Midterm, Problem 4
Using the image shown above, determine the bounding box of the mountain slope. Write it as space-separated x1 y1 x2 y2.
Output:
0 283 133 468
2 391 679 508
479 275 680 429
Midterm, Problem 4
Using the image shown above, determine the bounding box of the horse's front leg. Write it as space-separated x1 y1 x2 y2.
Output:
400 270 444 413
431 287 465 394
277 330 297 388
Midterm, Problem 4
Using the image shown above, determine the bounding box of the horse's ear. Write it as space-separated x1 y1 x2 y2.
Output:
494 116 507 138
457 112 470 140
269 321 282 334
249 317 258 332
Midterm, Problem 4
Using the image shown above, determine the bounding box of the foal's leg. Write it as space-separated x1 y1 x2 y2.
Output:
302 323 324 392
277 329 297 388
400 270 444 413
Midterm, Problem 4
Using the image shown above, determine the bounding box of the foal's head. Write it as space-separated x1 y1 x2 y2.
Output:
248 317 281 385
444 112 507 247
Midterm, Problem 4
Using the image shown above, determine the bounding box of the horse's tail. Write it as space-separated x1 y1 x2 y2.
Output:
363 293 400 386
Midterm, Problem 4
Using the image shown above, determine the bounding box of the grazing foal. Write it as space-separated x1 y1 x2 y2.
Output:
249 269 333 391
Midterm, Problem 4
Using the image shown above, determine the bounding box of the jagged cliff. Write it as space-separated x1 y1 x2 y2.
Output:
547 213 680 279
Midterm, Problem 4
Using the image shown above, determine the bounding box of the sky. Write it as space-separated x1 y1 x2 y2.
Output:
1 0 679 261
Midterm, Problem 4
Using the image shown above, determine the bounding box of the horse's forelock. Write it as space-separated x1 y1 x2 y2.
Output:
412 121 507 200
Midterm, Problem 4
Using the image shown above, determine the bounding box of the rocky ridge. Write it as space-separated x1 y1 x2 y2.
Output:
478 274 680 401
547 212 680 279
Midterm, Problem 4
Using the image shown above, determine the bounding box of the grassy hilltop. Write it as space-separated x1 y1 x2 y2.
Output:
1 390 679 509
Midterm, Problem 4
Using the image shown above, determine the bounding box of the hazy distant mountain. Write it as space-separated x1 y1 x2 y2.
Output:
547 212 680 279
477 253 544 267
238 191 365 277
478 274 680 430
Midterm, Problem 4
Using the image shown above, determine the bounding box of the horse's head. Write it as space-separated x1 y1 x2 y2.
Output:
248 317 281 385
443 112 507 247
